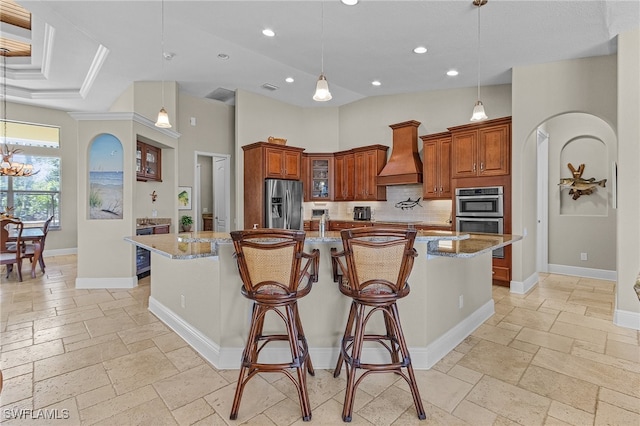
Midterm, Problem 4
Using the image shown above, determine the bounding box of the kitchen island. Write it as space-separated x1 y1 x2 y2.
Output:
124 230 521 370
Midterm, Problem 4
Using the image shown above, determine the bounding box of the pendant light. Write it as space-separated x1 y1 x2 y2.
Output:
313 1 332 102
470 0 488 122
155 0 172 128
1 48 37 177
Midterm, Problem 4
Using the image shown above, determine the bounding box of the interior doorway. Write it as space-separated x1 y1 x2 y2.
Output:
536 128 549 273
194 151 231 232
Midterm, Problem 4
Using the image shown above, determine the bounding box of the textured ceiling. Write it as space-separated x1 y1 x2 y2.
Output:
4 0 639 112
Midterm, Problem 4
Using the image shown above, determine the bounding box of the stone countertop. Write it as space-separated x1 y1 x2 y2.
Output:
135 218 171 231
125 234 218 260
125 230 472 260
125 230 521 260
426 232 523 258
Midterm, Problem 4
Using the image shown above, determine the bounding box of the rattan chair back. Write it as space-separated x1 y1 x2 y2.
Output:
231 229 318 300
333 227 417 299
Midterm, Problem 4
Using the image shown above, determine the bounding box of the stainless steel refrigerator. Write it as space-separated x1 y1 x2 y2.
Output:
264 179 303 230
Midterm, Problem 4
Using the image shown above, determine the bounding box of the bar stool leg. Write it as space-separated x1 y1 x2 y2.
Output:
230 303 263 420
285 303 312 421
341 302 367 422
334 300 356 378
293 302 314 376
389 303 426 420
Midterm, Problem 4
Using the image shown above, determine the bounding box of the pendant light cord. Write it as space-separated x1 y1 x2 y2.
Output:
161 0 165 107
2 49 8 145
476 2 481 101
320 1 325 74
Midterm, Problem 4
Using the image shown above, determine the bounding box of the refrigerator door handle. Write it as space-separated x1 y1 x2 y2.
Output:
285 189 291 229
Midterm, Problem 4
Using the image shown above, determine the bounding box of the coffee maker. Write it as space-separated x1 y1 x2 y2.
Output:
353 206 371 221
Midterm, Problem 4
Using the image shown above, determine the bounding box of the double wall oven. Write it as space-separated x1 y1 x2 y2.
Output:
455 186 504 258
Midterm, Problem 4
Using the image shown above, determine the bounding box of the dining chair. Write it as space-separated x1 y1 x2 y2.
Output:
229 229 319 422
23 215 53 273
1 218 25 282
331 227 426 422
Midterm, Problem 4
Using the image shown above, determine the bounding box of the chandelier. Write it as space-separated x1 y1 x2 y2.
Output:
1 48 37 177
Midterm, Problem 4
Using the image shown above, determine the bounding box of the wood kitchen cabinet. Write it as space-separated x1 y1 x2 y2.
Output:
353 145 388 201
305 154 333 201
449 116 511 179
136 141 162 182
333 151 355 201
329 220 373 231
202 214 213 231
152 224 170 234
242 142 306 229
420 132 452 199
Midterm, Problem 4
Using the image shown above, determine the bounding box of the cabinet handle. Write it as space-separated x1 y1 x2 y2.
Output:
480 162 484 171
434 187 437 192
440 186 443 192
473 163 476 172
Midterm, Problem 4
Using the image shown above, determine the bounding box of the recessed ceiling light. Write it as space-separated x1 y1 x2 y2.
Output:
285 77 294 83
341 0 358 5
262 28 275 37
371 80 381 86
447 69 459 76
413 46 427 54
217 53 229 60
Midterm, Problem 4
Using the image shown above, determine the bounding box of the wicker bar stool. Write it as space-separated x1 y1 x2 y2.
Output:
331 227 426 422
229 229 319 422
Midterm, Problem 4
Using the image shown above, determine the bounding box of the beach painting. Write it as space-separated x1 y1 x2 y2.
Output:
89 134 124 220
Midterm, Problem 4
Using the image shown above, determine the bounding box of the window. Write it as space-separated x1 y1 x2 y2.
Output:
1 153 60 227
1 120 61 228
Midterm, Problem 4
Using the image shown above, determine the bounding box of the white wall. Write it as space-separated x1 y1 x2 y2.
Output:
546 114 616 271
616 28 640 318
511 55 617 285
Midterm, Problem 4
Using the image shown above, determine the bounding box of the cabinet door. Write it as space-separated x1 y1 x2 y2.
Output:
144 145 161 180
334 154 355 201
354 152 366 199
309 156 332 201
363 150 380 200
451 131 477 178
136 144 143 176
282 150 301 179
264 147 285 178
423 141 439 198
478 124 510 177
439 138 452 198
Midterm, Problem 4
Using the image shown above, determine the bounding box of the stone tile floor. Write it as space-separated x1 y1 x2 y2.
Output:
0 255 639 425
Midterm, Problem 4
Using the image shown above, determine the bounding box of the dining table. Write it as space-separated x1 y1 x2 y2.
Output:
8 226 44 279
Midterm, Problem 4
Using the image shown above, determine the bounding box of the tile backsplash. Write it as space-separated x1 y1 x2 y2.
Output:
303 184 452 225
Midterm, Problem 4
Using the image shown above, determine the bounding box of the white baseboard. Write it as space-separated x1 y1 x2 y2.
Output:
510 272 539 294
148 296 495 371
614 309 640 330
75 276 137 289
43 247 78 257
548 264 617 281
409 299 495 369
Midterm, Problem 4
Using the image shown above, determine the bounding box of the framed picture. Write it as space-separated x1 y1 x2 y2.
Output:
178 186 192 210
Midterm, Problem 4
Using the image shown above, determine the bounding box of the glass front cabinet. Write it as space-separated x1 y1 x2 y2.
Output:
307 155 333 201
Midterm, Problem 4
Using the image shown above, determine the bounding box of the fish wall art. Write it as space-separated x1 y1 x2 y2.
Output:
395 197 423 210
558 163 607 200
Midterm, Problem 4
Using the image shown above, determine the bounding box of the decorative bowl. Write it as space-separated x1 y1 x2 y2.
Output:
268 136 287 145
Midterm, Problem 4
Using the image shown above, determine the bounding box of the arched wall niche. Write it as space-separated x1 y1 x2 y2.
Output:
523 112 617 274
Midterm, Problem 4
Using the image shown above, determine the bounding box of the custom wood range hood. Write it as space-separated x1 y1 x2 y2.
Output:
377 120 424 186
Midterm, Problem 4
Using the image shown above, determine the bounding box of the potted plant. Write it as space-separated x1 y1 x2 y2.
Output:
180 215 193 232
